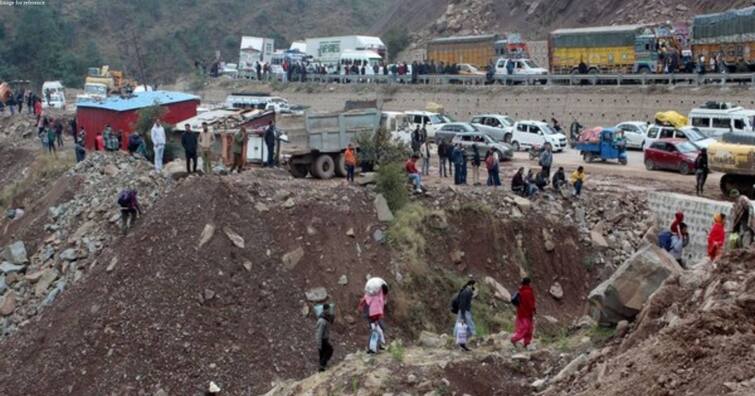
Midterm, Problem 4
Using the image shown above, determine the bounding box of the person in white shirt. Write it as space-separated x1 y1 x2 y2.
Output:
150 120 166 172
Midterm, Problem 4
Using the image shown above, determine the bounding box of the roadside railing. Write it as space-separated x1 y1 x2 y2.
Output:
232 71 755 87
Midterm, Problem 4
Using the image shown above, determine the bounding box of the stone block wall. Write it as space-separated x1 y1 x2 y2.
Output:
648 192 734 264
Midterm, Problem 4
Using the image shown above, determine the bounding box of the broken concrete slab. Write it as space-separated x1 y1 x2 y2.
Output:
374 194 394 222
305 287 328 302
484 276 511 302
282 247 305 270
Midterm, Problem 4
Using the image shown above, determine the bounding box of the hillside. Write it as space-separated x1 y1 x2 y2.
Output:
0 0 749 87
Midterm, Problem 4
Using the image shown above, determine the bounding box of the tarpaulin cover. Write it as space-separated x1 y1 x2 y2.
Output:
426 102 444 114
693 6 755 40
579 127 603 143
655 111 688 128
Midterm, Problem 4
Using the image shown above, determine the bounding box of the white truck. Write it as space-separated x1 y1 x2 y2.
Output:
41 81 66 109
288 109 380 179
305 35 386 66
224 93 290 113
239 36 275 76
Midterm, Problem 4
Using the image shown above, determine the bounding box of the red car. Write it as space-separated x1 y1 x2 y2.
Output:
644 139 699 175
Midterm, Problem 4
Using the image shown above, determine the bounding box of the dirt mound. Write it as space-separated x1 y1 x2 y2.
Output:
543 248 755 396
0 170 616 394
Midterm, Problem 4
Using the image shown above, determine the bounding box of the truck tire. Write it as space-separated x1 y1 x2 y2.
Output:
334 153 347 177
289 163 309 178
311 154 335 179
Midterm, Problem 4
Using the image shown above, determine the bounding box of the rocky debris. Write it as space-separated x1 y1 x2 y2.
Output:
549 282 564 300
305 287 328 302
590 230 609 248
208 381 221 393
484 276 511 301
615 320 629 337
243 260 253 272
545 249 755 396
588 244 681 325
345 228 355 238
0 151 171 340
283 198 295 209
551 353 588 384
199 224 215 248
0 291 16 316
282 247 304 270
450 249 465 264
374 194 394 222
3 241 28 265
223 226 245 248
418 331 443 348
338 275 348 286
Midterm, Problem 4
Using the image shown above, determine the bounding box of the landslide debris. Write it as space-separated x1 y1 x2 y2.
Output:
543 248 755 396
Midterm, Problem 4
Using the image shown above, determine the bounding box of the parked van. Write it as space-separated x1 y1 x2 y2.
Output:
404 111 450 140
41 81 66 109
688 102 755 138
510 120 568 151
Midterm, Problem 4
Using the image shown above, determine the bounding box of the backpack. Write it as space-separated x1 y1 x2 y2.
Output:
450 289 463 314
485 155 496 171
511 291 520 306
657 230 673 251
117 190 132 207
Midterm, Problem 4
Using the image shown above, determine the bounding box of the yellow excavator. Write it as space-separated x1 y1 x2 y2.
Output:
708 133 755 198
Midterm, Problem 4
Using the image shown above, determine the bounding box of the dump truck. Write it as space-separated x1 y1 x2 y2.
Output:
426 34 529 69
549 24 685 74
691 6 755 72
288 109 380 179
708 133 755 198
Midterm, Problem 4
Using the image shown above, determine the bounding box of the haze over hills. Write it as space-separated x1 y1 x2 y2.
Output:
0 0 748 86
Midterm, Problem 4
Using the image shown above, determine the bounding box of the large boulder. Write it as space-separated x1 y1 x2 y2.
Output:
588 244 681 325
3 241 28 265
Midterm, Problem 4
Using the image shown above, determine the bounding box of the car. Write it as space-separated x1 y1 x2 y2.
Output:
434 122 508 144
457 63 485 76
510 120 568 152
644 139 699 175
493 58 548 76
644 125 717 151
434 122 478 143
451 132 514 161
470 114 516 141
614 121 649 149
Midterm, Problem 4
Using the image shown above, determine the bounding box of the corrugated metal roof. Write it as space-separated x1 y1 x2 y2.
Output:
76 91 199 112
551 24 646 35
430 34 499 44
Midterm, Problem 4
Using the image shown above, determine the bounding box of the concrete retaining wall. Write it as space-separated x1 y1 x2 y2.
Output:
648 192 736 264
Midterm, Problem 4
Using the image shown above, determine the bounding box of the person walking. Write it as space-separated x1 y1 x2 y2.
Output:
695 148 709 196
315 303 334 372
358 282 389 353
437 140 448 178
419 140 431 176
104 124 119 151
707 213 726 261
54 118 65 148
229 127 248 173
471 144 481 185
510 277 536 348
74 127 86 163
455 280 476 346
45 122 57 158
539 143 553 180
570 166 586 197
344 143 357 183
199 122 215 174
181 123 199 174
26 92 33 114
117 188 142 235
151 120 166 172
264 120 277 167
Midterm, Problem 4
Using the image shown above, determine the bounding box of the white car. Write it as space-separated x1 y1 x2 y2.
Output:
644 125 717 151
614 121 649 149
494 58 548 76
469 114 516 142
510 120 568 152
41 81 66 109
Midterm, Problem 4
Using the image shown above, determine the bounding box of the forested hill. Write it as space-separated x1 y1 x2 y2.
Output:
0 0 407 87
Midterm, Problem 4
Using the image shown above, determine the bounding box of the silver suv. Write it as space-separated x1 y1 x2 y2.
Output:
451 132 514 161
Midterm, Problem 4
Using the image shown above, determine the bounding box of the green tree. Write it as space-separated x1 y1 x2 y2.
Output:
384 29 410 62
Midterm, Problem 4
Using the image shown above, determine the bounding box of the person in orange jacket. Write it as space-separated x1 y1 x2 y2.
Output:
707 213 726 261
344 143 357 183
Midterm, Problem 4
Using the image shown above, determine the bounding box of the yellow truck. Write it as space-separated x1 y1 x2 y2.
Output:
85 66 134 94
691 7 755 72
708 133 755 198
548 24 683 74
426 34 529 70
